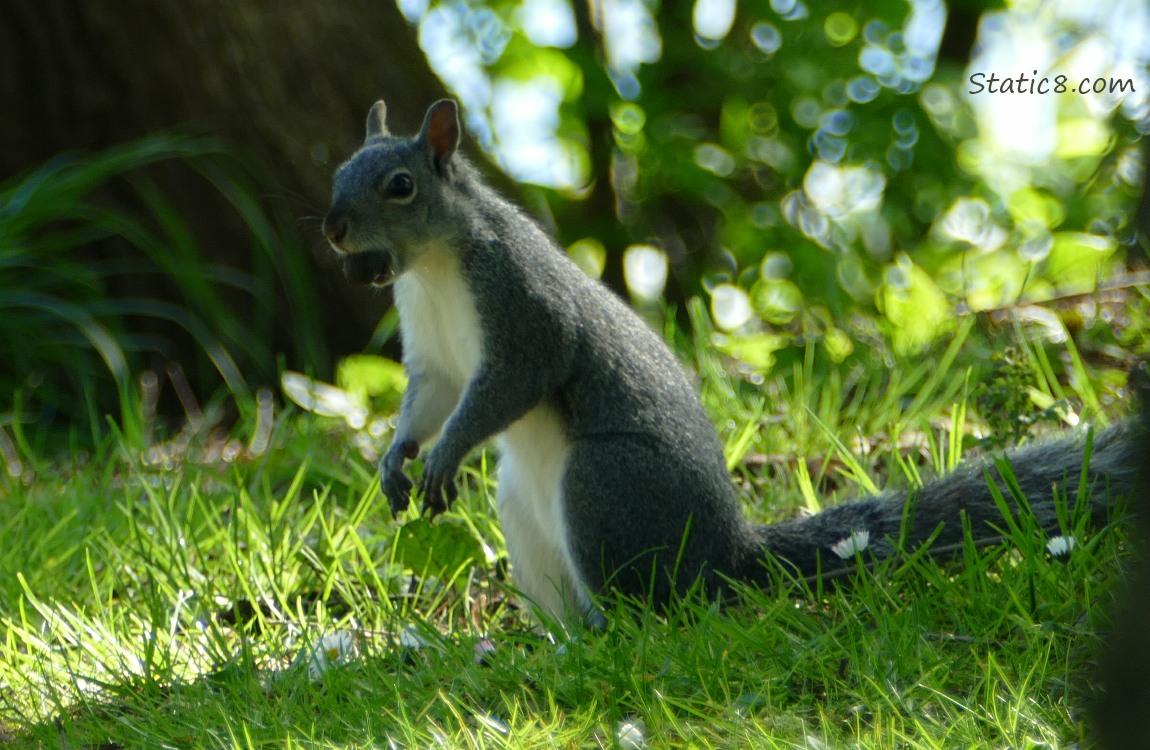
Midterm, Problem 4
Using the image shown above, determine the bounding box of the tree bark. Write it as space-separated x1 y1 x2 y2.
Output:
0 0 449 376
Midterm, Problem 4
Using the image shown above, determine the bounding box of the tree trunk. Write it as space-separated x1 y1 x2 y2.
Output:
0 0 449 378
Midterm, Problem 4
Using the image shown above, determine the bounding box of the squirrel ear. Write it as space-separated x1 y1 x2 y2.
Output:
365 101 390 141
420 99 460 169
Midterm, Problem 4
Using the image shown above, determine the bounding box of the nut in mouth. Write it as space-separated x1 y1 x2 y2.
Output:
342 250 395 286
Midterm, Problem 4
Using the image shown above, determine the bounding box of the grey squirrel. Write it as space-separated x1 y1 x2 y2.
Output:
322 99 1139 624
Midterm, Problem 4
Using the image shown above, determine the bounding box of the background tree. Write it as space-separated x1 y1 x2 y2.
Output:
0 0 451 386
1 0 1146 439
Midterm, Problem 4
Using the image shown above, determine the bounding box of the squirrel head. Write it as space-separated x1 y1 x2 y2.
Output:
323 99 464 286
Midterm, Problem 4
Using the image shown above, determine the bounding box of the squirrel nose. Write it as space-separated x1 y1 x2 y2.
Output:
323 212 349 248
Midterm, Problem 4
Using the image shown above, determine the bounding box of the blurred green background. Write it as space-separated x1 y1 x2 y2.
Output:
0 0 1146 447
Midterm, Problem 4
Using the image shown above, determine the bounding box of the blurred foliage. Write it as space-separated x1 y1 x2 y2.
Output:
0 136 327 446
402 0 1147 372
3 2 1144 446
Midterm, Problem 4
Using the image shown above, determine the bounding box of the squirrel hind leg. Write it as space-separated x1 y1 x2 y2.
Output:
560 437 749 608
495 452 597 624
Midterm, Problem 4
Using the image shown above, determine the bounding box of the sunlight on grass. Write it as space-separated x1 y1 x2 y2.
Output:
0 300 1141 747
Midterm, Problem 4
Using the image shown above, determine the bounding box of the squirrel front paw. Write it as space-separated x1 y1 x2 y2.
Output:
419 450 459 517
380 439 419 516
381 468 413 516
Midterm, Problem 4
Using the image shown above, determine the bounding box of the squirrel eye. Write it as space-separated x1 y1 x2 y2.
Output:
386 172 414 199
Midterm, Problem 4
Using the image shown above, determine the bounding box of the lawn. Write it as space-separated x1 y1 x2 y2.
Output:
0 300 1141 749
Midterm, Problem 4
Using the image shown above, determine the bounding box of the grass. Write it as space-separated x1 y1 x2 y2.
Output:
0 296 1143 749
0 135 328 448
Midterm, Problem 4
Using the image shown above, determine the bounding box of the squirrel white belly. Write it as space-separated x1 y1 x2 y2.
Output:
322 99 1139 624
392 245 587 619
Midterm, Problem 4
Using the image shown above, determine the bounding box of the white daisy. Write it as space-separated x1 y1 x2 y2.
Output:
830 530 871 559
615 719 647 750
302 630 357 680
1045 535 1077 558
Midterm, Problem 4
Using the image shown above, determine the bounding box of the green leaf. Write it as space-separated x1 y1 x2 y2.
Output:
878 258 954 354
711 332 789 371
1042 232 1117 287
1006 187 1065 228
749 279 803 325
822 326 854 363
391 518 485 585
336 355 408 399
1055 118 1112 158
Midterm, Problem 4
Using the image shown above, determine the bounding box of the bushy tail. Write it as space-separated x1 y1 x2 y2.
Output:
747 420 1141 583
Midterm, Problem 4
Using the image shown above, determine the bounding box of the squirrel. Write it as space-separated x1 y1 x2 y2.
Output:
322 99 1139 625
